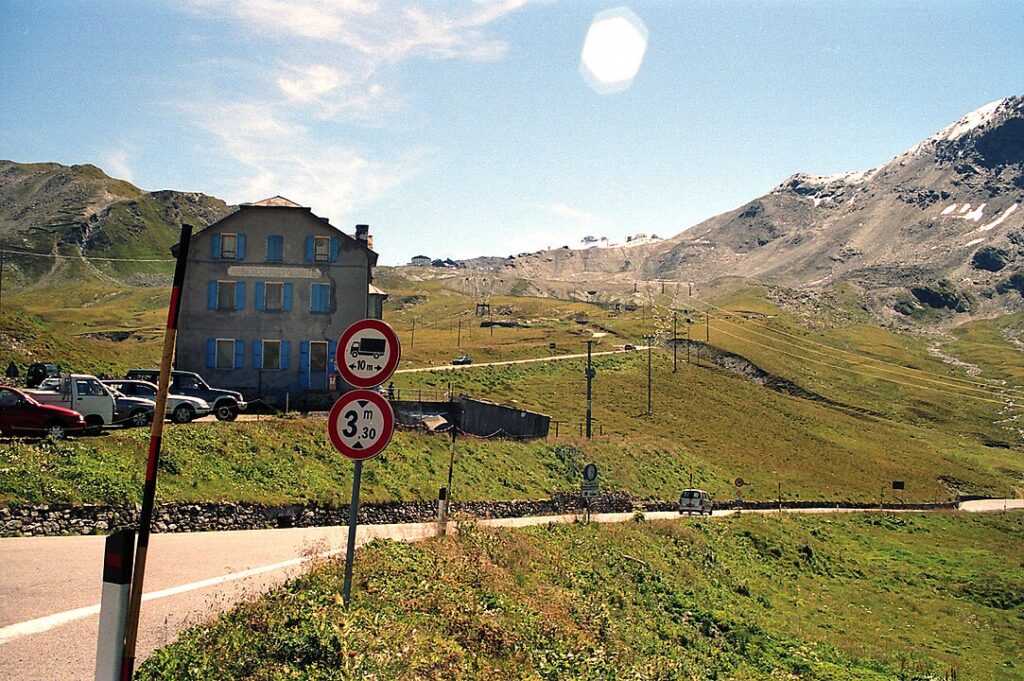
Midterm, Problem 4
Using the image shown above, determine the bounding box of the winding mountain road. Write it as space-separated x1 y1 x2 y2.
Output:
0 499 1019 681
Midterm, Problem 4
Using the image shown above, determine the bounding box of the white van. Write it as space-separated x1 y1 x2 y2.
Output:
27 374 116 433
679 489 713 516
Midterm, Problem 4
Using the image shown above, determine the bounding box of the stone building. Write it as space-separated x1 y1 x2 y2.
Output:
175 196 381 406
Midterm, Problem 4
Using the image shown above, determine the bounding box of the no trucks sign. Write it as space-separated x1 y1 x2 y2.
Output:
336 319 401 389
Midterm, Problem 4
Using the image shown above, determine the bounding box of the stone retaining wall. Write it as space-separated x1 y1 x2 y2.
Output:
0 493 963 537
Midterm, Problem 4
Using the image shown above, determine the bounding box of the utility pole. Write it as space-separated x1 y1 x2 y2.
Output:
644 334 654 416
457 320 462 347
672 311 678 373
705 312 710 342
585 340 595 439
411 318 416 347
0 246 5 316
686 321 691 364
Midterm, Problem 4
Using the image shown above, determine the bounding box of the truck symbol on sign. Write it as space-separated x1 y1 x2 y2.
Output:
350 338 387 359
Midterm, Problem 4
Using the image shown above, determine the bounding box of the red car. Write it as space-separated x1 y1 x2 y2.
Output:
0 385 87 438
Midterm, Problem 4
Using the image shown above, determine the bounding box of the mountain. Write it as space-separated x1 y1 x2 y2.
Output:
0 161 232 281
497 97 1024 322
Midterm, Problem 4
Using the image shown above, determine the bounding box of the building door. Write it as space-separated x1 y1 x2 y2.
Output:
308 341 328 390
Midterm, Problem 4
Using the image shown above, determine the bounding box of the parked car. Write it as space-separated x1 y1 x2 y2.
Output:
678 489 713 516
26 363 61 389
0 385 86 438
26 374 115 434
103 380 211 424
37 377 62 391
451 354 473 366
624 344 636 351
123 370 245 421
104 385 156 428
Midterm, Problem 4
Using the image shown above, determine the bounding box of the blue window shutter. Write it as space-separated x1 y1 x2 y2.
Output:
211 234 221 259
299 341 310 389
205 339 216 368
281 340 291 370
255 281 265 311
236 234 245 261
330 237 339 263
253 340 263 369
207 281 217 310
283 283 293 311
235 282 245 310
327 340 337 377
234 340 244 369
305 235 314 263
267 235 283 261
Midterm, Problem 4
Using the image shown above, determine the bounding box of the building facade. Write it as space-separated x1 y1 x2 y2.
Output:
175 197 379 406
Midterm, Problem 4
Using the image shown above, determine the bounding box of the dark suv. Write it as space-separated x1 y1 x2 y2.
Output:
123 370 246 421
26 363 61 389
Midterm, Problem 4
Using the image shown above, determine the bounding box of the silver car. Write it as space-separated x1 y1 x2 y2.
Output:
102 380 211 423
679 489 713 516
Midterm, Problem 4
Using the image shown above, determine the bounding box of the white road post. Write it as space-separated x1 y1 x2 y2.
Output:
94 529 134 681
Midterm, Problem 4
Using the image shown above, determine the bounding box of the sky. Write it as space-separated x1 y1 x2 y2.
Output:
2 1 1023 266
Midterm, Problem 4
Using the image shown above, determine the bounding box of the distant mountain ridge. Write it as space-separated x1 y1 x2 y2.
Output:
495 96 1024 322
0 160 231 280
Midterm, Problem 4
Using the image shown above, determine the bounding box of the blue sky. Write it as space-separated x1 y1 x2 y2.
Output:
2 1 1022 265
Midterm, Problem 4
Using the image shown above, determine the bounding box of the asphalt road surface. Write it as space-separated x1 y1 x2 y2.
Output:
1 499 1020 681
394 346 649 374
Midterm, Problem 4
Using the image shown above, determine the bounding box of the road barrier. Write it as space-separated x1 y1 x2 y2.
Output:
94 529 134 681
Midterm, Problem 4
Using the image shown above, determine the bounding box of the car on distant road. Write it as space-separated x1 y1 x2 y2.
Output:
451 354 473 366
678 489 713 516
0 385 87 438
624 344 636 351
123 370 245 421
103 380 211 423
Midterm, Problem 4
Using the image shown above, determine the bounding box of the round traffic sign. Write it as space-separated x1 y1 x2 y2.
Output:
336 319 401 389
583 463 599 482
734 477 745 488
327 390 395 460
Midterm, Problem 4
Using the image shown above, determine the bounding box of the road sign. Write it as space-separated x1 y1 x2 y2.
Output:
327 390 395 461
336 319 401 389
734 477 745 488
583 462 599 482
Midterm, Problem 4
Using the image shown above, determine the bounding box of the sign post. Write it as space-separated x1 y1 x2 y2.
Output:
330 319 400 608
581 462 599 524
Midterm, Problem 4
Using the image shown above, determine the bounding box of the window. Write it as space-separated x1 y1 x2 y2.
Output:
265 282 283 310
263 340 281 370
76 378 106 396
218 281 236 310
216 339 236 369
310 341 328 372
0 388 21 406
266 235 284 262
314 236 330 262
310 283 331 313
221 233 237 259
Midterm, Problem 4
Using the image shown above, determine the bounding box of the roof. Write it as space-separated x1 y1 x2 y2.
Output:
248 195 303 208
368 284 388 296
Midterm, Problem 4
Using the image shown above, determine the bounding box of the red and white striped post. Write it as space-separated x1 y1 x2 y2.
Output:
95 529 135 681
119 223 192 680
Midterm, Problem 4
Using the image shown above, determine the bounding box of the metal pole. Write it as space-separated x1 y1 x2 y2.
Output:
457 320 461 347
646 336 653 416
411 318 415 347
120 224 192 681
446 425 456 495
0 246 5 316
585 340 593 439
342 459 363 608
673 311 677 372
706 312 709 342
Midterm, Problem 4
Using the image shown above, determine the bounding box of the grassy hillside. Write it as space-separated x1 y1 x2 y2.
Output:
138 512 1024 680
1 409 1018 509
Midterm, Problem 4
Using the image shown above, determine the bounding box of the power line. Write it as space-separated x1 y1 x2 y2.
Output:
0 243 175 263
710 324 1018 408
686 294 1024 400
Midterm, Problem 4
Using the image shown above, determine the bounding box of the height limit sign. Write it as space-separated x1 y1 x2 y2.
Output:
329 318 401 609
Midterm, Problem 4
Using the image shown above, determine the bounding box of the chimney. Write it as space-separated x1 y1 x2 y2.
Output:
355 224 369 243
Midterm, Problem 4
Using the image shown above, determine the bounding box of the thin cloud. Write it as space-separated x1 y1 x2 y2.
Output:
101 149 136 184
544 202 607 226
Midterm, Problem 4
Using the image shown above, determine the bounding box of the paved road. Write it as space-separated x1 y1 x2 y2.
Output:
394 346 649 374
1 499 1020 681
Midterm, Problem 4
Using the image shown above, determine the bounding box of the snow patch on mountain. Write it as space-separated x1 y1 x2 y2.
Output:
978 203 1019 232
